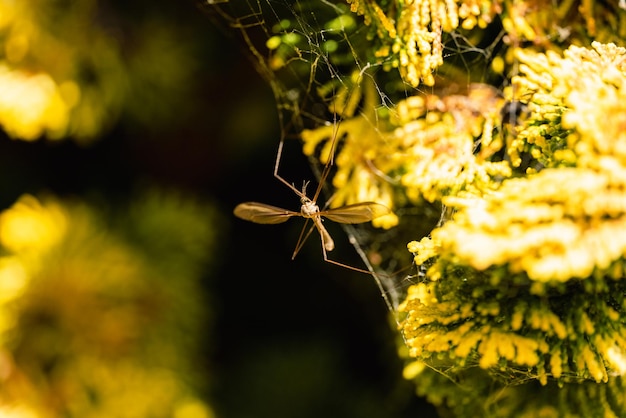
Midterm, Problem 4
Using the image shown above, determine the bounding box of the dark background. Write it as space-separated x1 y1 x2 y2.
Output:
0 1 438 417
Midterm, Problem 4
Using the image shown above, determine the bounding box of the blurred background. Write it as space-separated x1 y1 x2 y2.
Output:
0 0 437 417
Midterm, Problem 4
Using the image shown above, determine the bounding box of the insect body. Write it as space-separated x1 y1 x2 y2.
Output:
234 190 390 258
234 112 391 270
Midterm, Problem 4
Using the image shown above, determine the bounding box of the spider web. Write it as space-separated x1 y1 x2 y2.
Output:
204 0 508 316
204 4 626 415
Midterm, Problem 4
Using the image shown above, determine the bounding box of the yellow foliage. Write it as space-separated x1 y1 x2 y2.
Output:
0 193 217 417
347 0 500 86
0 195 67 254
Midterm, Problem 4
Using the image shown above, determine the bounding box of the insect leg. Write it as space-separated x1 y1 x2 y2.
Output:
273 136 306 199
292 218 316 260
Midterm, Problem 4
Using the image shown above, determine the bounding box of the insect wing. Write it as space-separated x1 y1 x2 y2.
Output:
321 202 391 224
234 202 299 224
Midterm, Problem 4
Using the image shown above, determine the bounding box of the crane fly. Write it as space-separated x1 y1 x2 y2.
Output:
234 191 390 258
234 115 392 271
